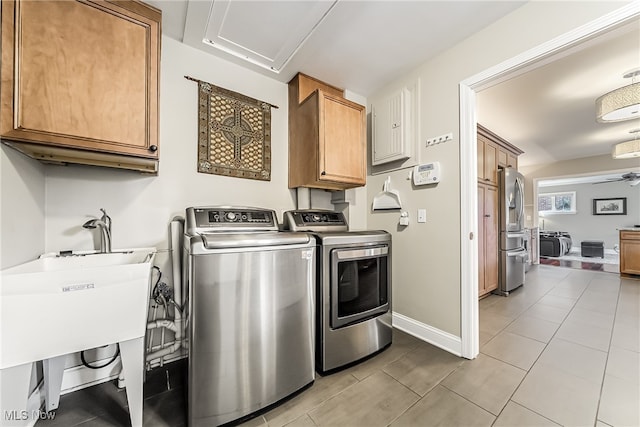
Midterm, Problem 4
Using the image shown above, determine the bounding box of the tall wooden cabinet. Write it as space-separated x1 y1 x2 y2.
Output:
477 124 523 298
288 73 366 190
1 0 161 173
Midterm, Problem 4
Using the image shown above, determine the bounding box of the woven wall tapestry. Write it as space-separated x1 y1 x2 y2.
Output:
187 76 276 181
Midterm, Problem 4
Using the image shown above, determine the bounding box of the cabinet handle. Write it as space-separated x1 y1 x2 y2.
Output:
321 171 326 176
484 214 491 217
148 145 158 152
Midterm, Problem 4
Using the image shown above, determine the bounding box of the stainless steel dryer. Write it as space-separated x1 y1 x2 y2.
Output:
184 207 316 426
284 210 392 373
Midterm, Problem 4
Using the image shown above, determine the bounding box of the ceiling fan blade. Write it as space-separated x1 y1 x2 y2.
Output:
622 172 640 180
592 178 624 184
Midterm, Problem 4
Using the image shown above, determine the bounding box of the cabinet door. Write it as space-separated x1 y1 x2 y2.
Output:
484 185 499 293
477 133 498 185
1 0 160 160
318 92 366 186
478 184 498 297
483 142 498 185
478 186 486 294
498 149 508 167
477 135 485 181
507 153 518 169
620 235 640 275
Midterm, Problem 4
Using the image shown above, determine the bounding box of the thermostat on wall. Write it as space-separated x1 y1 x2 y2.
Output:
412 162 441 185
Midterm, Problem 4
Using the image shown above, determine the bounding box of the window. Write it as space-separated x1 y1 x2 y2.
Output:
538 191 576 215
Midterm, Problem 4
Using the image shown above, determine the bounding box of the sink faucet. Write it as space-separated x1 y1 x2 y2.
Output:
83 208 112 253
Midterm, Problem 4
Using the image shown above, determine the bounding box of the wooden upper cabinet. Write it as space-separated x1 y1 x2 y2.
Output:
288 73 366 190
1 0 161 173
480 137 498 185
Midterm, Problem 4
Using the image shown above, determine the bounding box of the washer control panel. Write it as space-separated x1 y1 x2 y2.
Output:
186 207 278 234
284 210 348 232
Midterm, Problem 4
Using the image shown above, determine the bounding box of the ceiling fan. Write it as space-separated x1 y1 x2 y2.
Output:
593 172 640 186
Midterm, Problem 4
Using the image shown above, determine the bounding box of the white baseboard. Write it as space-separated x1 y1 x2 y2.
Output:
393 312 462 357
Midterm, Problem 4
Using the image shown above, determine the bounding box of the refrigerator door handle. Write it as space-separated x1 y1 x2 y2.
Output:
515 176 525 226
506 249 528 263
507 251 523 257
507 232 526 238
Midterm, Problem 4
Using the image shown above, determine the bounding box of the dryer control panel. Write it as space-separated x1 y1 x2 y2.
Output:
284 210 348 232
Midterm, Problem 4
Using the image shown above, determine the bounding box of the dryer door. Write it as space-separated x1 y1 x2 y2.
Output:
330 245 389 329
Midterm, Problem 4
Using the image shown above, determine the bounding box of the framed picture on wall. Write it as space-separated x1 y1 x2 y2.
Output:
593 197 627 215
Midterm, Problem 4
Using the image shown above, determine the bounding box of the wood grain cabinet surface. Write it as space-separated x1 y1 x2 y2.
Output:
620 230 640 276
478 183 499 297
1 0 161 173
288 73 366 190
477 124 522 186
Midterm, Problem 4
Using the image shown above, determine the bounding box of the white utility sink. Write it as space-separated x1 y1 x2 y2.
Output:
0 248 155 427
0 248 156 369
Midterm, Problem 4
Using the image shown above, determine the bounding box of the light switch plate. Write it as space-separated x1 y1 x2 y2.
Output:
417 209 426 223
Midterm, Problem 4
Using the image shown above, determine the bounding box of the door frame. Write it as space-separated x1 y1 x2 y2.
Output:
459 3 640 359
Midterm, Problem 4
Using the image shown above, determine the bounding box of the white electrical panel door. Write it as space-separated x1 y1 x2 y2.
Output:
372 90 411 165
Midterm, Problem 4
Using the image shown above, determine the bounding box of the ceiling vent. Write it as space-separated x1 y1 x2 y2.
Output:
202 0 337 73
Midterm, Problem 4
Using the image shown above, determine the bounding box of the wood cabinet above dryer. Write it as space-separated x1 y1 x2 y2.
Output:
288 73 366 190
1 0 161 173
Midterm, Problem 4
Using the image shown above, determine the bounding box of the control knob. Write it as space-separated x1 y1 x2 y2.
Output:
225 212 237 221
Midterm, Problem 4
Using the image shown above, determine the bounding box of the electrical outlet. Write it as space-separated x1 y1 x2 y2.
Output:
426 132 453 146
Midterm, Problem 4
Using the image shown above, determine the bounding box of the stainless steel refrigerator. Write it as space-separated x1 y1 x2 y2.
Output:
497 167 527 295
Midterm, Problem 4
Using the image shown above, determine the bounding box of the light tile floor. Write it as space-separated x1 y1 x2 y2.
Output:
36 265 639 426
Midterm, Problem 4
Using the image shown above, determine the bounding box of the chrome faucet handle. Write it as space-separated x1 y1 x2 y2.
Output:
99 208 112 232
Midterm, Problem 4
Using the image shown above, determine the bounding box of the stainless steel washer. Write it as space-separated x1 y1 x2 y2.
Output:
284 210 392 373
184 207 316 426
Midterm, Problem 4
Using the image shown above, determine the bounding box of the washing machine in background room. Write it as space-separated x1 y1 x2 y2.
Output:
284 210 392 374
183 207 316 426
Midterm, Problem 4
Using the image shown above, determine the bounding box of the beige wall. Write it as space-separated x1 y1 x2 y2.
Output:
0 145 45 269
367 1 630 337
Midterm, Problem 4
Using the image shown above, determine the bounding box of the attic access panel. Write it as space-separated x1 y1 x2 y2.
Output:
203 0 337 72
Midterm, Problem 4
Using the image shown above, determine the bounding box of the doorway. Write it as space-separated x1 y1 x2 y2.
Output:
458 4 640 359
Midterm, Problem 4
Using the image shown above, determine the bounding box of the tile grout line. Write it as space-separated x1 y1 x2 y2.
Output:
485 267 591 426
498 269 591 425
591 274 624 427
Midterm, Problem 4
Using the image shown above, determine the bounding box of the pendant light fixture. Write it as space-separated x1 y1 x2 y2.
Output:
612 129 640 159
596 68 640 122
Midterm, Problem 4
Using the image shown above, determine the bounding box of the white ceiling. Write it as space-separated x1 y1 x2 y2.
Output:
478 19 640 168
148 0 640 178
148 0 525 94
